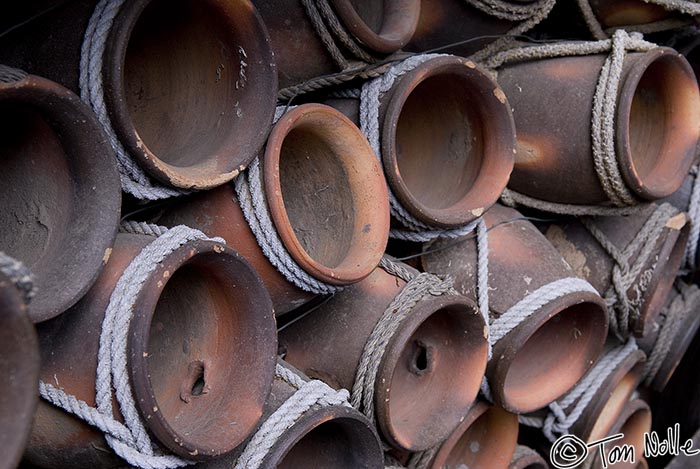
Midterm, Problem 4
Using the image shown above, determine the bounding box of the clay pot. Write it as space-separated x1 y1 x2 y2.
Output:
199 361 384 469
423 204 609 413
637 281 700 392
662 170 700 270
542 204 690 338
278 264 489 452
0 272 40 469
423 401 519 469
160 103 390 315
0 0 277 190
590 399 651 469
0 69 120 323
26 233 277 468
509 445 548 469
252 0 421 88
327 55 515 229
406 0 550 55
496 46 700 205
587 0 677 30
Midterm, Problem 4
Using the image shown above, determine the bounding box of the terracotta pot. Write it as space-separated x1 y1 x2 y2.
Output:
252 0 421 88
509 445 548 469
542 204 690 338
590 399 651 469
662 170 700 270
0 69 120 323
199 360 384 469
278 264 489 452
0 0 277 190
587 0 677 30
423 204 609 413
0 272 39 469
496 46 700 205
425 401 519 469
26 233 277 468
327 55 515 229
406 0 549 55
160 103 390 315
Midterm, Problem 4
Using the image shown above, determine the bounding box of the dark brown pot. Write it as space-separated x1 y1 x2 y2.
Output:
496 46 700 205
0 69 120 323
587 0 678 30
423 204 609 413
252 0 421 88
0 0 277 190
0 272 39 469
160 103 390 315
509 445 548 469
425 401 519 469
327 55 515 229
278 264 489 452
199 361 384 469
542 204 690 338
26 233 277 468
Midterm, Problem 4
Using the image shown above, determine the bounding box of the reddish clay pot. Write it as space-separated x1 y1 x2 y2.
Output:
509 445 548 469
0 273 39 469
496 47 700 205
200 361 383 469
542 204 690 338
423 204 609 413
160 104 390 315
26 233 277 468
0 70 120 323
426 401 519 469
252 0 421 88
590 399 651 469
0 0 277 190
327 55 515 228
278 265 489 452
587 0 677 30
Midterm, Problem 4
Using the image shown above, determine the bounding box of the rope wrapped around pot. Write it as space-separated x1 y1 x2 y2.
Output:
0 251 36 304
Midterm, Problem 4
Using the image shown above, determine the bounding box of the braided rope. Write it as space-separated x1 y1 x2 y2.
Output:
80 0 186 200
643 281 700 388
360 53 486 241
0 64 28 83
233 363 351 469
520 339 639 443
0 252 36 304
38 225 224 468
350 257 458 425
488 31 656 213
581 203 682 339
684 166 700 270
119 221 170 237
500 189 647 217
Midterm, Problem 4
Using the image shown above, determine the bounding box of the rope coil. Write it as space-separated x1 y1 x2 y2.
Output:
580 203 683 340
0 252 36 304
488 30 657 213
80 0 186 200
0 64 28 83
233 363 351 469
38 224 224 469
684 166 700 270
520 338 639 443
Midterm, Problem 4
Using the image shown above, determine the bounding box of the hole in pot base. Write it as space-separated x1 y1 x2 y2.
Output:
627 53 700 197
387 304 487 448
278 125 355 269
444 407 516 468
503 302 603 411
0 104 71 268
124 0 250 171
146 253 263 451
395 73 484 211
277 416 376 468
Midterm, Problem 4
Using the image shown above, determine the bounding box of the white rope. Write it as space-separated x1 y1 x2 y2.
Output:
523 339 639 443
38 225 225 468
233 363 351 469
0 63 28 83
80 0 186 200
481 277 600 400
684 166 700 270
0 252 36 304
232 107 341 296
359 53 486 242
488 31 657 213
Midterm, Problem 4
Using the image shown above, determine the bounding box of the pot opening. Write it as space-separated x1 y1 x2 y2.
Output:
503 301 605 411
122 0 271 179
624 52 700 199
589 362 644 442
384 301 487 449
277 415 376 468
144 251 270 454
602 404 651 469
